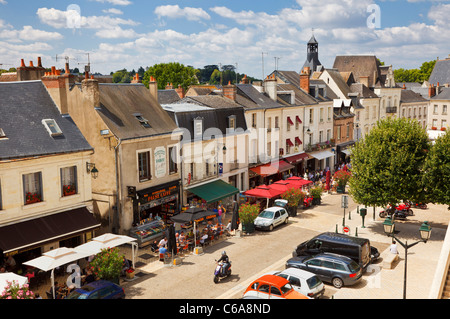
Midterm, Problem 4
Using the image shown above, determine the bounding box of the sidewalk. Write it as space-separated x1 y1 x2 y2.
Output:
298 192 449 299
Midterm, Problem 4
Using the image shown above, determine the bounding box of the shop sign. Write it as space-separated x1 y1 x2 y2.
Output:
139 183 179 205
154 146 167 178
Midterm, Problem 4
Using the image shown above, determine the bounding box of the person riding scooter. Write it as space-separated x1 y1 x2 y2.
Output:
217 251 230 276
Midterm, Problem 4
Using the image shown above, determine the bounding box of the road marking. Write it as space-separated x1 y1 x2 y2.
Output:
215 252 293 299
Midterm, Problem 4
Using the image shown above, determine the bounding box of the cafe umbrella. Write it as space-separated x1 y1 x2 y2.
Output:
170 207 218 251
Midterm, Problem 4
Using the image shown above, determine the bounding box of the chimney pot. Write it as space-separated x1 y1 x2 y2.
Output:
37 57 42 68
29 61 34 67
20 59 25 68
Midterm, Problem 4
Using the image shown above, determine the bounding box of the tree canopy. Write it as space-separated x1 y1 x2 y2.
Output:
394 60 436 83
422 131 450 208
142 62 199 90
348 117 430 208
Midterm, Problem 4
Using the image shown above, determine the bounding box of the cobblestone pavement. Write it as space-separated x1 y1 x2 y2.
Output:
118 192 449 300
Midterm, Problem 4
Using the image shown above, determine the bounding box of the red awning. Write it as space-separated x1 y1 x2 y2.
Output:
284 153 309 163
286 139 294 147
249 160 295 177
243 185 285 199
296 116 302 124
287 176 313 187
287 117 294 125
295 137 302 145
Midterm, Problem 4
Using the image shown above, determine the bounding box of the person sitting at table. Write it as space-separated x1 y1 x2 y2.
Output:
158 237 167 248
5 255 16 272
200 234 208 246
179 232 186 245
150 240 159 253
159 245 170 261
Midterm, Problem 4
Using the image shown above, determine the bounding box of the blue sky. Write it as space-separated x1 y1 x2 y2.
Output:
0 0 449 78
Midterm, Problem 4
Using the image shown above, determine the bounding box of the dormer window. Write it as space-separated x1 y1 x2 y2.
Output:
228 115 236 131
0 128 6 139
194 117 203 139
42 119 63 137
134 113 151 128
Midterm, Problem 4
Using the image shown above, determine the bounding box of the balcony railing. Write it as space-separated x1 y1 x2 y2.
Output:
386 107 397 114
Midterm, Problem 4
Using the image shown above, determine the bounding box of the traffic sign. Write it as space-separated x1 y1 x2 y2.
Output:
343 226 350 233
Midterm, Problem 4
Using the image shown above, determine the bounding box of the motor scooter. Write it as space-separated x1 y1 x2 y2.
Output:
214 260 231 283
379 206 408 220
396 202 414 216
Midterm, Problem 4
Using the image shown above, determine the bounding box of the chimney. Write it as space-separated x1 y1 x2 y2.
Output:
81 72 100 108
402 83 406 90
131 73 141 84
299 67 310 93
264 74 277 101
165 82 174 90
240 74 249 84
42 63 75 114
148 76 158 102
175 84 185 99
223 81 237 101
428 84 436 98
17 57 46 81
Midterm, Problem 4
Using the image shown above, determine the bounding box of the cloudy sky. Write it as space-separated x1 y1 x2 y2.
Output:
0 0 449 78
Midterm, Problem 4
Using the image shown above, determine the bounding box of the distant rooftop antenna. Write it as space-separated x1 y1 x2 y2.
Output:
77 52 91 74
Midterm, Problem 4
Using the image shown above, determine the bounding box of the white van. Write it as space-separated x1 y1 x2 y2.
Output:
266 268 325 299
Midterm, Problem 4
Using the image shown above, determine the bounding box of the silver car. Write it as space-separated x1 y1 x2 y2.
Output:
254 207 289 231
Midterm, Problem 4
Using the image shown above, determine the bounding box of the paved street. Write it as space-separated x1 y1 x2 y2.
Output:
121 192 449 299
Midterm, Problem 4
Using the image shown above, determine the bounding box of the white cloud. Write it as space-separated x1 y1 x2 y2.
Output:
428 3 450 26
103 8 124 15
95 26 141 39
0 0 7 5
92 0 132 6
155 5 211 21
36 7 139 30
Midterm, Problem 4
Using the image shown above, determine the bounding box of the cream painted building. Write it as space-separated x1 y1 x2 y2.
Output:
42 68 182 236
0 79 99 260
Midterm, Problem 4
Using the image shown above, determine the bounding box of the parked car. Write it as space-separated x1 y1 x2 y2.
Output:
254 207 289 231
242 274 309 299
266 268 325 299
292 232 372 270
65 280 125 299
371 246 380 262
286 253 362 289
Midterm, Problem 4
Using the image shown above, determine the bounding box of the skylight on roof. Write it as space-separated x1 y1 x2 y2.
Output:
134 114 151 128
42 119 63 137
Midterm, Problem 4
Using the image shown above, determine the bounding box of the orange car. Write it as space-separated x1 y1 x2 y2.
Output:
243 274 309 299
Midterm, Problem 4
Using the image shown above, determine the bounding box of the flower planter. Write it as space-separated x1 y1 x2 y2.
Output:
126 271 135 280
25 198 41 205
337 185 346 193
63 190 77 197
242 222 255 234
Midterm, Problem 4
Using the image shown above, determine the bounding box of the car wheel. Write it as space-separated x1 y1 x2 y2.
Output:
332 277 344 289
284 217 289 224
269 224 274 231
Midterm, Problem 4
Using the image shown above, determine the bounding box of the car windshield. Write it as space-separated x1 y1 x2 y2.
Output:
306 276 322 289
348 260 361 272
66 291 88 299
280 283 293 295
258 210 274 219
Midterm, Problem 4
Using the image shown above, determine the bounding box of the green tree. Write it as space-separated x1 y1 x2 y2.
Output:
422 131 450 208
394 60 436 83
348 118 430 208
142 62 199 90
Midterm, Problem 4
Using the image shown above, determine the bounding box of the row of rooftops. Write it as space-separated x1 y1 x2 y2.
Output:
1 53 450 161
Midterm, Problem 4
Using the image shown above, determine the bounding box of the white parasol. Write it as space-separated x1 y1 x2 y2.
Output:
0 272 28 291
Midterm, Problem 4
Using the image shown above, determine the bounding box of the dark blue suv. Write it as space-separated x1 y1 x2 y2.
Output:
66 280 125 299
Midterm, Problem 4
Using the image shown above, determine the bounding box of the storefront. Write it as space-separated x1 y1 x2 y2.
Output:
306 149 335 171
185 179 240 211
136 180 181 225
283 153 310 176
0 207 100 266
336 141 355 165
249 160 295 186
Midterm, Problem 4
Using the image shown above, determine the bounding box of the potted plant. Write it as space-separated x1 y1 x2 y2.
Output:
63 184 77 196
334 170 352 193
25 192 41 205
0 280 35 299
281 188 305 216
238 203 260 234
90 247 124 285
125 267 135 280
310 186 323 205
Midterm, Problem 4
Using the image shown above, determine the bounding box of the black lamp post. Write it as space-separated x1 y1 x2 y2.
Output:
383 217 432 299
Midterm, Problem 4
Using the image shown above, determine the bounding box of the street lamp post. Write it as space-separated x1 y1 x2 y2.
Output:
382 217 432 299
